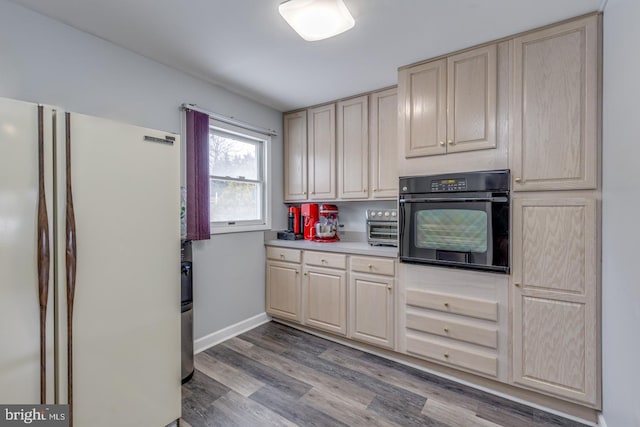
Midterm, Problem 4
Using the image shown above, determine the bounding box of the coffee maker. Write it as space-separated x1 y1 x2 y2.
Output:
314 204 340 242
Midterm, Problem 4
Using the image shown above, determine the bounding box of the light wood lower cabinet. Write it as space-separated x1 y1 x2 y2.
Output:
511 195 600 407
349 256 396 349
401 264 508 381
266 248 302 322
266 260 302 323
304 265 347 336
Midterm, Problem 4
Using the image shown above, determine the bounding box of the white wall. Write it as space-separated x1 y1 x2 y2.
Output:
602 0 640 426
0 0 286 340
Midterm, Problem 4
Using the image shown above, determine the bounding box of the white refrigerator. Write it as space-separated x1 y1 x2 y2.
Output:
0 97 181 426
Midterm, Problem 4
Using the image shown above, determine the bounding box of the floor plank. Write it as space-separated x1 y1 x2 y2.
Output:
182 322 588 427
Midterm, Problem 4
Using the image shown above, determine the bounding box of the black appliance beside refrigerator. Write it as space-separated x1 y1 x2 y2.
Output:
181 241 194 383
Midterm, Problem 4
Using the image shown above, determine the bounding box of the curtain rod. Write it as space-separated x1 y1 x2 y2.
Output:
181 103 277 136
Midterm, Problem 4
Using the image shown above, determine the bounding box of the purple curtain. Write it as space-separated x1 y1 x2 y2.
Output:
185 109 210 240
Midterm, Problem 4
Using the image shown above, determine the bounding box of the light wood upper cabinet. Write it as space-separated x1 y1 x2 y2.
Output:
511 195 599 407
283 111 308 201
511 15 600 191
447 45 497 153
370 88 398 199
308 104 336 200
399 44 497 158
399 58 446 157
337 96 369 199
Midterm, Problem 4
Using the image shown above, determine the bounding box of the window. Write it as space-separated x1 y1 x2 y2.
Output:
209 121 271 233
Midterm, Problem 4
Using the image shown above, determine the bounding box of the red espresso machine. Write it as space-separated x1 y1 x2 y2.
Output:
301 203 318 240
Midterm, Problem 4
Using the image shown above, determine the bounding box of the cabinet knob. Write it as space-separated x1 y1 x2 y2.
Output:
443 328 449 333
515 177 522 183
444 353 449 359
303 272 308 276
439 141 445 146
368 264 373 269
321 259 326 263
447 139 455 145
295 271 299 275
363 189 367 192
303 191 307 195
514 282 521 287
311 191 315 195
387 285 392 291
444 302 449 308
280 254 285 259
373 188 378 192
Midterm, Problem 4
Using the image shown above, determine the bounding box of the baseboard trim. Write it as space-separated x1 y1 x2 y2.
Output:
194 312 271 354
597 413 607 427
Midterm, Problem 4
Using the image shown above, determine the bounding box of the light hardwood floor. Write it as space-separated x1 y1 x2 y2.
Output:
181 322 586 427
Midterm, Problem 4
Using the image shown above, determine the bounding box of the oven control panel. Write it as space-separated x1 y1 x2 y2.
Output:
431 178 467 192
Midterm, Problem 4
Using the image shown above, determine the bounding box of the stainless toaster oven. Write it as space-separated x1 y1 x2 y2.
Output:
366 209 398 247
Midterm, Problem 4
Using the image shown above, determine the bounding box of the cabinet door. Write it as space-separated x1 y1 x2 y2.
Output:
308 104 336 200
337 96 369 199
511 196 599 407
283 111 308 201
370 88 398 199
511 15 600 191
349 273 394 349
447 44 497 153
399 59 447 158
266 261 302 322
304 266 347 335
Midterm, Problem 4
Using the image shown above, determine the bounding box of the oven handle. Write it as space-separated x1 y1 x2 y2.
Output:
399 196 508 203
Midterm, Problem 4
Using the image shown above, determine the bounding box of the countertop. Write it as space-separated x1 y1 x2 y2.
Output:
264 231 398 258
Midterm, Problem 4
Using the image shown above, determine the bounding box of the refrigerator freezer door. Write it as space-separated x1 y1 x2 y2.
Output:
0 98 56 403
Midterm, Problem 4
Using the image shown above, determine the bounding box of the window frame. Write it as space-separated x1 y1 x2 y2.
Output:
208 119 271 234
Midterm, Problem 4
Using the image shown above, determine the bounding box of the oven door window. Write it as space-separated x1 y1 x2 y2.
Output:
416 209 487 253
400 199 509 272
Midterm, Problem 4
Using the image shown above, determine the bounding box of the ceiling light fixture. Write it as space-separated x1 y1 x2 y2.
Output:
279 0 355 42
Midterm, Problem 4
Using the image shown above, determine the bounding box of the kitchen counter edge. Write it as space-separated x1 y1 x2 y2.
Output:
265 239 398 258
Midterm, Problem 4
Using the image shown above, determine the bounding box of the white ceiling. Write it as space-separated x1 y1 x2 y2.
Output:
9 0 602 112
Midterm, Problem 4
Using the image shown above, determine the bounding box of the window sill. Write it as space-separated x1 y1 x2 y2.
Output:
210 223 271 235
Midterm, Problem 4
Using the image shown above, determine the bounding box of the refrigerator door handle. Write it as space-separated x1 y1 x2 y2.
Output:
36 105 50 404
65 112 77 427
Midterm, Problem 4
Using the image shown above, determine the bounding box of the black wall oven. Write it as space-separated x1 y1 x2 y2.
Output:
399 170 510 273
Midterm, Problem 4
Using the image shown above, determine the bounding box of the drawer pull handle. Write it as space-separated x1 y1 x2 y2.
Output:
515 177 522 183
444 353 449 358
280 254 285 259
444 303 449 308
443 328 449 333
514 282 521 287
321 259 326 263
368 264 373 269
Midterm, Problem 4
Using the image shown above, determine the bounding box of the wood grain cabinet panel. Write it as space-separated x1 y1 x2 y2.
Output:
511 195 599 407
304 251 347 269
266 261 302 322
349 273 394 349
308 104 336 200
369 88 398 199
406 312 498 349
304 266 347 336
266 247 302 263
406 289 498 321
337 96 369 199
446 45 497 153
283 111 307 201
510 15 600 191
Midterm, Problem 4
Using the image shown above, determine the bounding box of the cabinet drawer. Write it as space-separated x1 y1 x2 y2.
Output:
406 334 497 377
406 289 498 321
304 251 346 269
266 247 301 263
406 312 497 349
350 256 395 276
